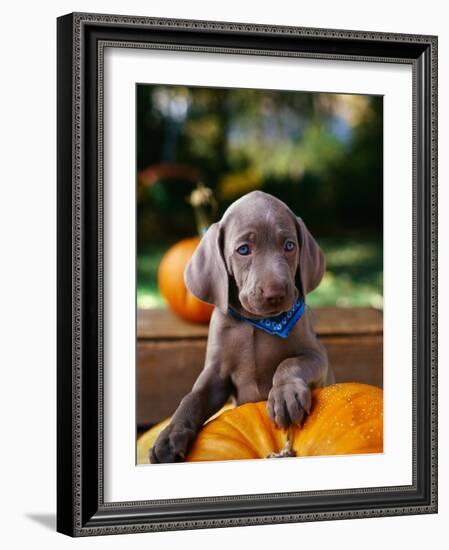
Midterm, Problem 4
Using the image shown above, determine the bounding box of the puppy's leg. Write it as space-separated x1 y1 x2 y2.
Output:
150 366 231 464
267 346 328 429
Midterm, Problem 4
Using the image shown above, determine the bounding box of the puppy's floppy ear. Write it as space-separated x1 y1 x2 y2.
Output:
184 222 229 312
294 217 326 296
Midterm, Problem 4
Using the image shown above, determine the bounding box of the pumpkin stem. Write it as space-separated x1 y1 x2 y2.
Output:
187 183 218 236
267 427 297 459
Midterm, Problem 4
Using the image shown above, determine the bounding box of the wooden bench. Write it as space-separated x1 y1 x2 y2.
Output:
137 307 383 428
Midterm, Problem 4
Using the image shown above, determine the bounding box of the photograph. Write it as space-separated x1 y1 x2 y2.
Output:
135 84 384 465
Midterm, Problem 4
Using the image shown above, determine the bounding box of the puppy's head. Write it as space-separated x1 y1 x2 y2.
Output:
184 191 325 318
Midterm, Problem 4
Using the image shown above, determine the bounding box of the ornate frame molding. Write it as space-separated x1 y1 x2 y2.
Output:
57 12 437 536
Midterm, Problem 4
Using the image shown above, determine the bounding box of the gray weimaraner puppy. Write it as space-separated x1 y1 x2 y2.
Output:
150 190 334 463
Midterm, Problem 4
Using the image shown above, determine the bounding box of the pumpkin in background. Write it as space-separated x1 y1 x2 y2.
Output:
186 383 383 462
158 236 214 324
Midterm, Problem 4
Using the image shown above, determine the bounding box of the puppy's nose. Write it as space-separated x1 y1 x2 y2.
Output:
261 283 286 306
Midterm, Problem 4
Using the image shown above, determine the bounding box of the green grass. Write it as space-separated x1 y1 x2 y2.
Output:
137 238 382 310
137 244 167 309
308 238 383 308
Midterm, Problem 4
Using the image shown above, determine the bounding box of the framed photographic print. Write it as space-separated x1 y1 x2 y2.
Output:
57 12 438 536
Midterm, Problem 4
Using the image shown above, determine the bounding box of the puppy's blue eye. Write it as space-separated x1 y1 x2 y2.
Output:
237 244 250 256
285 240 296 252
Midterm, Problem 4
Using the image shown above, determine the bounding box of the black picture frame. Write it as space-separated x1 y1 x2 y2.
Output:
57 12 438 537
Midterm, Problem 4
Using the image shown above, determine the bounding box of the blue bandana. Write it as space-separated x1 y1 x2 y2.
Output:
228 298 305 339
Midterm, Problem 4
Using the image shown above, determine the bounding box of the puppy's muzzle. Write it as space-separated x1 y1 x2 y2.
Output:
242 278 297 316
259 281 287 309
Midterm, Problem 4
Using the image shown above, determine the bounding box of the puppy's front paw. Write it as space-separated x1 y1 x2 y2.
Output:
267 378 312 429
149 423 196 464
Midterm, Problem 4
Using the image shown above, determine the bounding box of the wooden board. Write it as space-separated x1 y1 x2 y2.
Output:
137 306 383 339
136 307 383 427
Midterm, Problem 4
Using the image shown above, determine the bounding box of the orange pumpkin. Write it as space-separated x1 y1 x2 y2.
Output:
158 237 214 324
186 383 383 461
137 404 234 465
